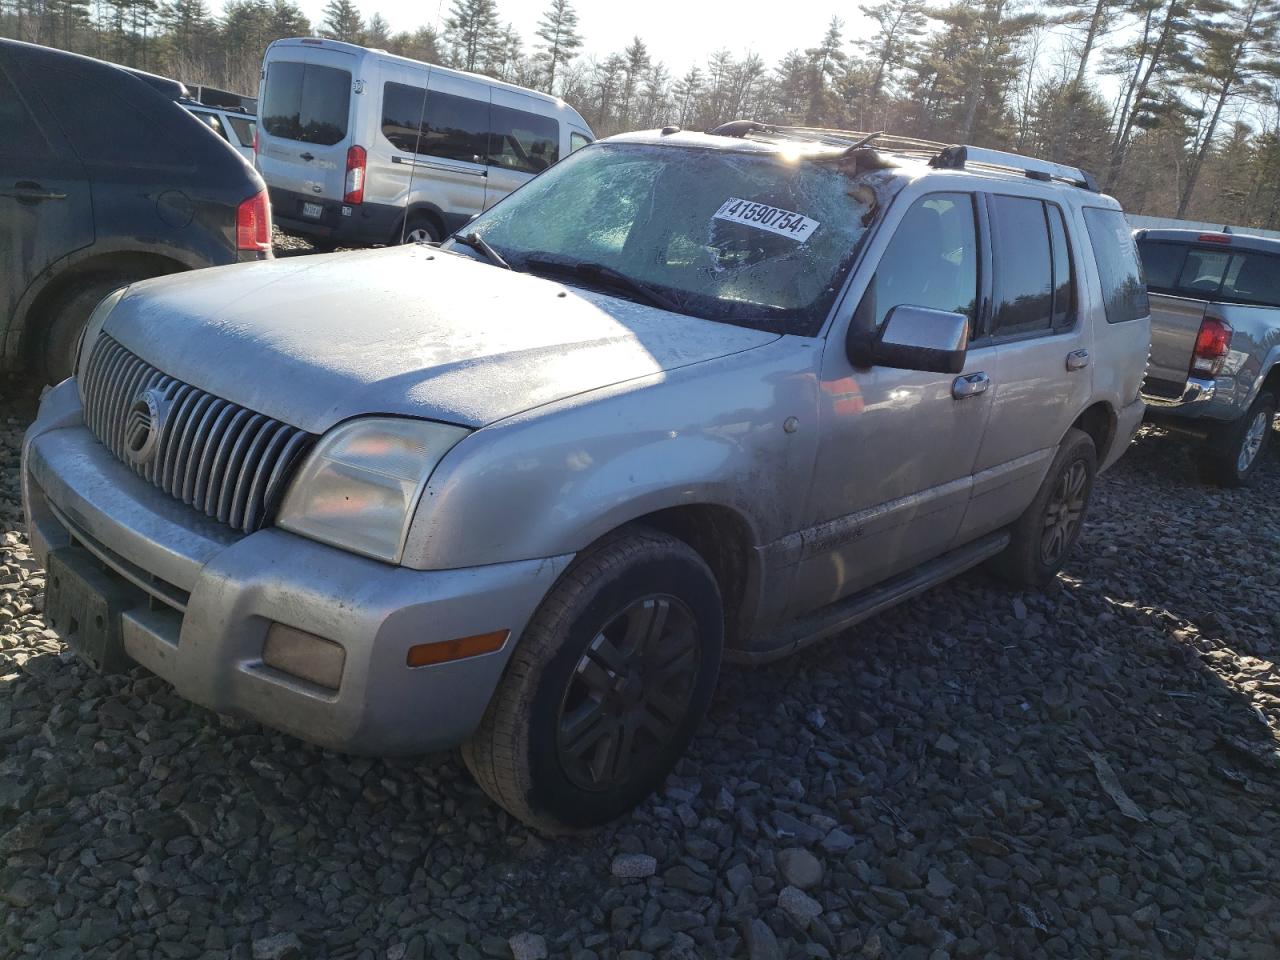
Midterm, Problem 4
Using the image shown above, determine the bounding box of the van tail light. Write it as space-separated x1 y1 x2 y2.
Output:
1190 316 1232 377
344 145 366 204
236 190 272 252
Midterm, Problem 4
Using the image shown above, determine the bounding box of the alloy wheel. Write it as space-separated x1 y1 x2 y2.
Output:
1237 410 1268 474
556 595 701 792
1040 459 1089 565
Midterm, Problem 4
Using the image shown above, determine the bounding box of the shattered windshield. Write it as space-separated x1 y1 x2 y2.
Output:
460 142 888 335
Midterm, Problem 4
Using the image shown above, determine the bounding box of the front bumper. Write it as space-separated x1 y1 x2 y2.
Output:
22 381 571 754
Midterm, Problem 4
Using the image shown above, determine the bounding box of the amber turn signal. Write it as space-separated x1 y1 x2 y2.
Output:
406 630 509 668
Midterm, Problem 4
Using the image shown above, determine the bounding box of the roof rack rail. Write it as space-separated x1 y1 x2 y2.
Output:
705 120 1101 192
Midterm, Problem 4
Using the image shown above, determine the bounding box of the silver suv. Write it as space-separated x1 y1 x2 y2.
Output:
23 126 1149 832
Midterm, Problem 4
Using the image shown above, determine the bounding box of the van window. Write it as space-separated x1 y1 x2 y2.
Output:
262 61 351 146
381 81 428 152
857 192 978 331
489 105 559 173
1082 207 1149 323
419 89 490 164
570 132 592 153
991 195 1053 336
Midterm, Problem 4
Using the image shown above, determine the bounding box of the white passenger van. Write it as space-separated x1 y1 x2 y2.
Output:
257 38 594 247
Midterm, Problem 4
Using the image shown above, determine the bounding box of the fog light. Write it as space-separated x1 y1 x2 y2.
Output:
407 630 509 668
263 623 346 690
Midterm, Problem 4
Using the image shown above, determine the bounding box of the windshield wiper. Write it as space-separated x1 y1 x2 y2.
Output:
452 232 510 270
523 257 681 312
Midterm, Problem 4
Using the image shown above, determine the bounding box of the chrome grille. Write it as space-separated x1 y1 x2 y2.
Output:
81 335 314 534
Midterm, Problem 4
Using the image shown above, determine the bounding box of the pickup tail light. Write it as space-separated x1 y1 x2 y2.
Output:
1190 316 1231 377
344 145 366 204
236 190 272 252
1197 233 1231 244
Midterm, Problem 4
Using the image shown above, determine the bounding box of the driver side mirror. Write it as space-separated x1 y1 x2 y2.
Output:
847 305 969 374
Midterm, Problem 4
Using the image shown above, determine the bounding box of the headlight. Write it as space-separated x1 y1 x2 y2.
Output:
76 286 128 385
277 417 470 563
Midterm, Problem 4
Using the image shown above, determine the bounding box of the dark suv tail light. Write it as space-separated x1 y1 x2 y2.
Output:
236 190 271 252
344 145 367 204
1191 316 1232 377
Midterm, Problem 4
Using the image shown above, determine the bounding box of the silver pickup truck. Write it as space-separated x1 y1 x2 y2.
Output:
1136 229 1280 485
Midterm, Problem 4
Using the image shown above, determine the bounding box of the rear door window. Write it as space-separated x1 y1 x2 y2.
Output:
261 61 351 146
990 195 1053 337
1082 207 1149 323
857 192 979 330
27 64 191 166
488 105 559 173
0 65 51 158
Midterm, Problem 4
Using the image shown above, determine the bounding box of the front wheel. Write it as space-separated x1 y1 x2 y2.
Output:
992 427 1097 589
1195 391 1275 487
462 529 723 834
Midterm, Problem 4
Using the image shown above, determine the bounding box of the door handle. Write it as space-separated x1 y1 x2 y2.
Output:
1066 349 1090 371
953 372 990 399
299 152 314 161
1 182 66 203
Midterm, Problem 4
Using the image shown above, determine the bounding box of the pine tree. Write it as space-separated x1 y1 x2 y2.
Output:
388 25 442 63
534 0 581 94
804 16 846 124
444 0 498 72
619 36 650 128
671 65 703 127
161 0 207 65
1176 0 1280 214
365 11 389 47
858 0 926 121
321 0 362 43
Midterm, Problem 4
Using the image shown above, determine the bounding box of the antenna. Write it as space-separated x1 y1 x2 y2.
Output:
399 84 430 244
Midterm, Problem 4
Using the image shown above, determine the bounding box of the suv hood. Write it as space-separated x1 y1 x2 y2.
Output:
103 246 779 433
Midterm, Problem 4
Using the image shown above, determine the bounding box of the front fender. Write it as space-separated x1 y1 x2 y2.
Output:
401 337 822 570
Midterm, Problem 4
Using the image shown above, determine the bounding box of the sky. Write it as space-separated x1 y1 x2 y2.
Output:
294 0 877 75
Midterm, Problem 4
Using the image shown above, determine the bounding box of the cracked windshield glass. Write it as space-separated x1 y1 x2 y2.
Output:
462 143 882 334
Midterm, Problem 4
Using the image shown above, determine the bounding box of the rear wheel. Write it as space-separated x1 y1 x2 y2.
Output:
462 529 723 834
40 274 147 384
398 214 440 245
1195 391 1275 487
992 428 1097 589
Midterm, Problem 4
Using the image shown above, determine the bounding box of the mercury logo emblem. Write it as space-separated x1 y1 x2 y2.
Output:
124 388 169 466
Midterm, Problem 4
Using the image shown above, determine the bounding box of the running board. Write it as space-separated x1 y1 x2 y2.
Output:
730 531 1010 664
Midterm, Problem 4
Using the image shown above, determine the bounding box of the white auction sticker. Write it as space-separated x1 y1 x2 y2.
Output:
713 198 820 242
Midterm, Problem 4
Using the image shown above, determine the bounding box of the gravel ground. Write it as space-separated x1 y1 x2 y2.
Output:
2 389 1279 960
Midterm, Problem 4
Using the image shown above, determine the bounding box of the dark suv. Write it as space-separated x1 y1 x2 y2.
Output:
0 40 271 382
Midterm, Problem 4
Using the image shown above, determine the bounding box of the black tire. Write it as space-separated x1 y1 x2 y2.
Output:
40 275 142 384
462 529 723 834
991 428 1097 589
1194 391 1275 488
397 215 440 245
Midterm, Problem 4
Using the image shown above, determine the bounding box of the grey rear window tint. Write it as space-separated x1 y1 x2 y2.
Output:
1083 207 1149 323
262 61 351 146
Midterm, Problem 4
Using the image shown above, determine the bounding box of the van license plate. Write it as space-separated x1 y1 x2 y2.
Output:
303 202 323 219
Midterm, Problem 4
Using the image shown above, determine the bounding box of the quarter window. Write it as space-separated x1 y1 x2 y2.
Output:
191 110 229 141
570 132 592 153
1047 204 1075 328
261 61 351 146
226 116 255 146
990 195 1052 336
488 104 559 174
1082 207 1149 323
857 192 978 330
